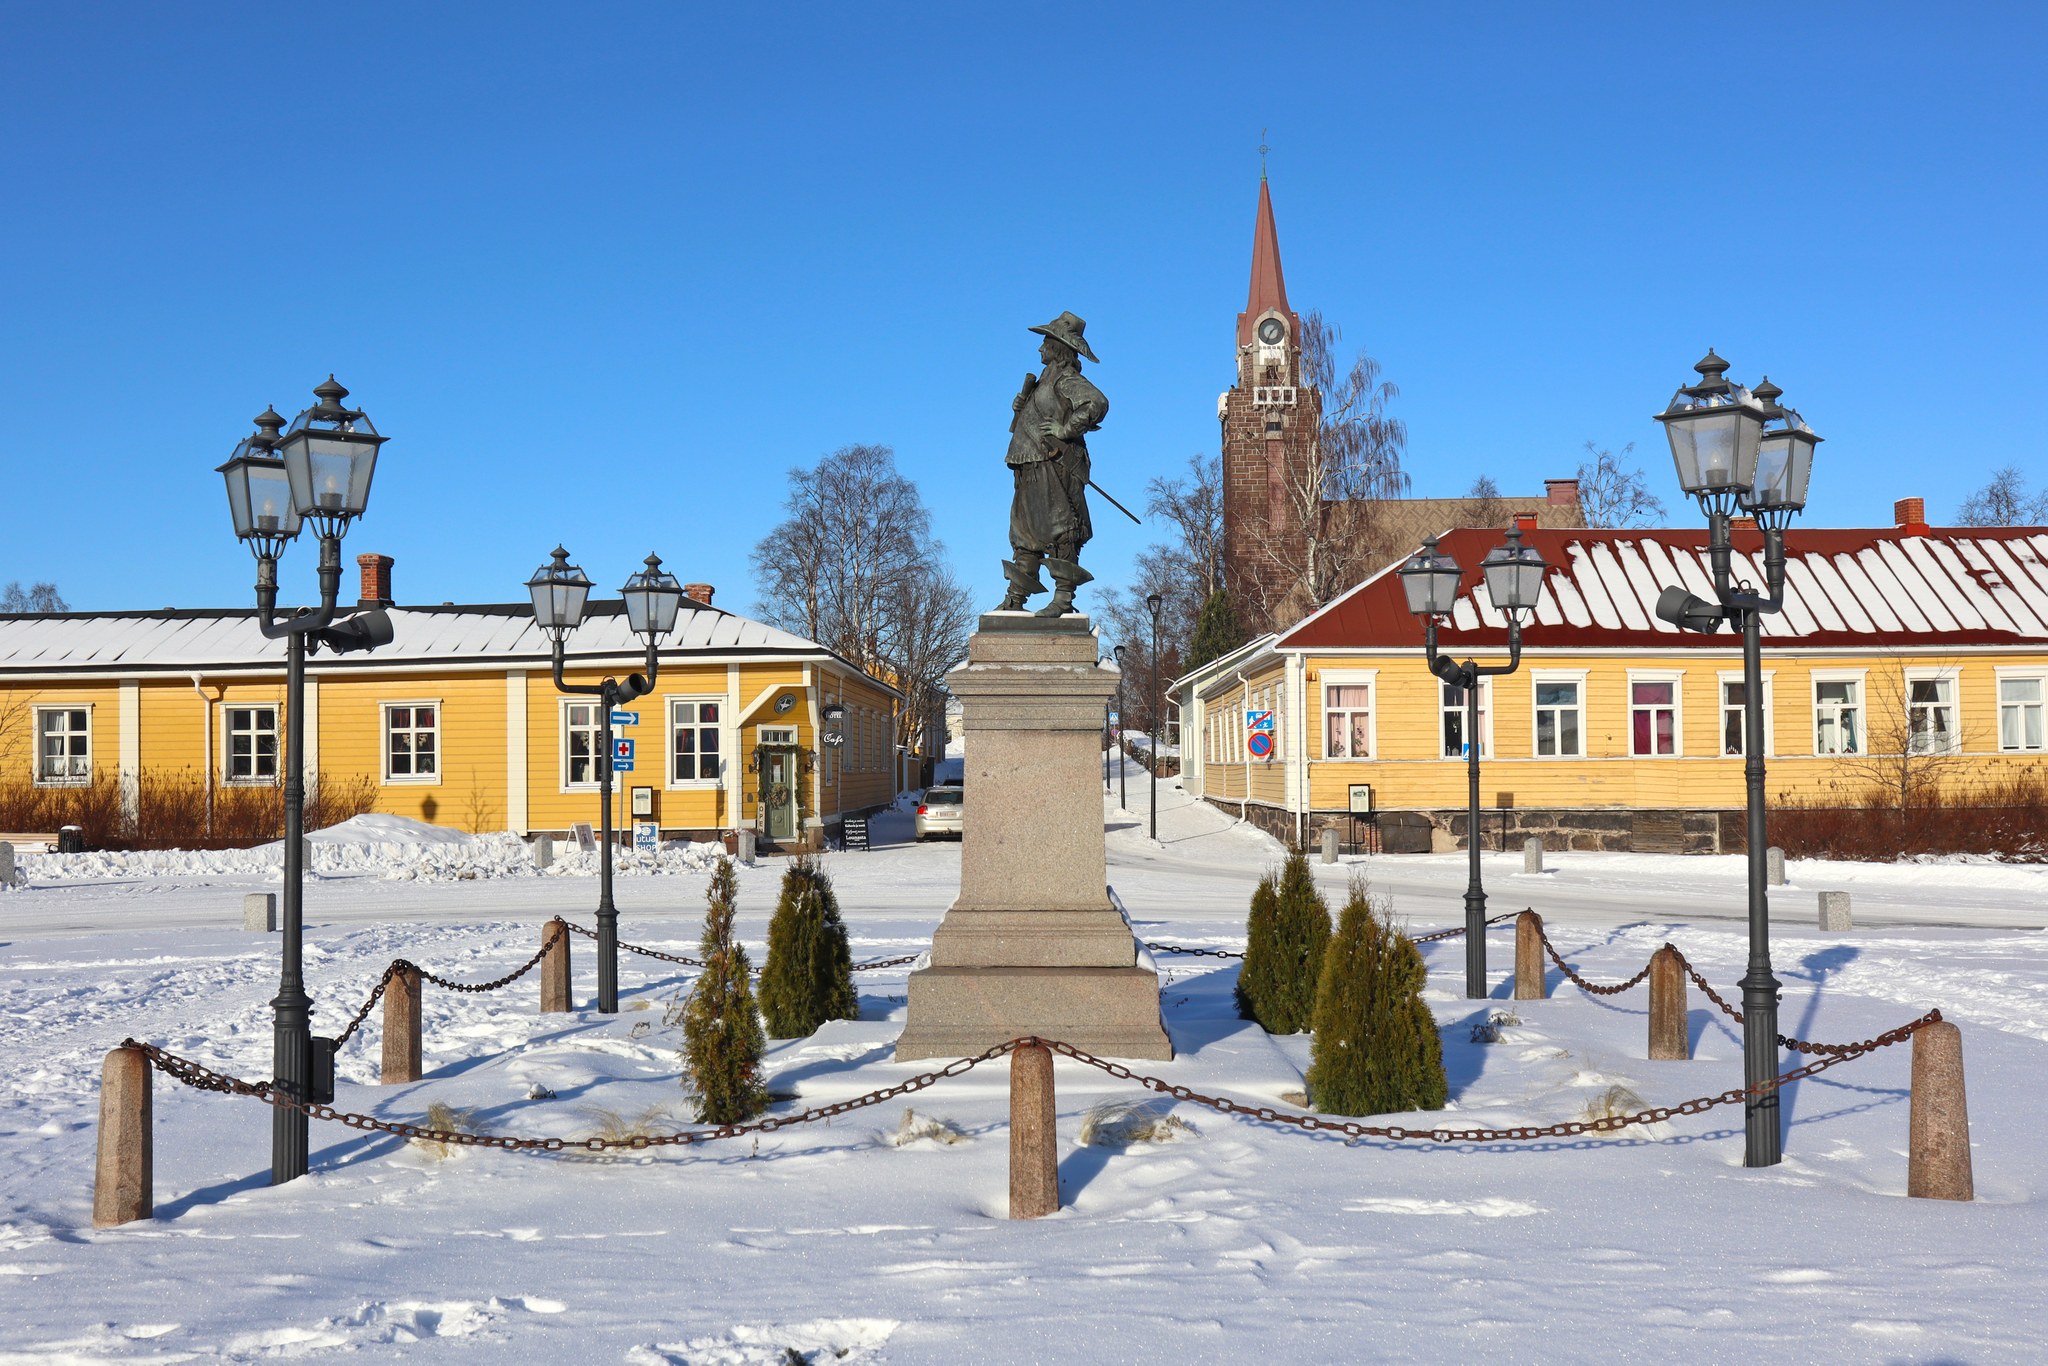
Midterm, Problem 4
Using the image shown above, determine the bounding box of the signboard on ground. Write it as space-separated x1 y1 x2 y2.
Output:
633 821 659 852
842 811 871 851
571 822 597 852
1349 783 1375 814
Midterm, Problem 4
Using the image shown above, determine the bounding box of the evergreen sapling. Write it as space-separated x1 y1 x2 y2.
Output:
1236 853 1331 1034
758 853 857 1038
681 856 768 1123
1306 875 1447 1116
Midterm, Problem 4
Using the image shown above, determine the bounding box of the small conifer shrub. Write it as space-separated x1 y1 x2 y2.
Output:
1235 853 1331 1033
681 856 768 1123
1306 876 1447 1117
758 853 857 1038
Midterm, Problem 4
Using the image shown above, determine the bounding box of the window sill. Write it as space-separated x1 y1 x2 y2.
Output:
33 778 91 789
382 776 443 787
222 778 280 788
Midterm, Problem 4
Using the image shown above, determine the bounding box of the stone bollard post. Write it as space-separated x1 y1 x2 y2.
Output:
243 892 277 932
1009 1040 1059 1219
1513 910 1546 1000
93 1044 152 1227
1908 1021 1973 1201
381 964 423 1084
1818 891 1852 932
1319 827 1339 865
531 833 553 870
540 919 571 1013
1523 836 1544 874
0 840 14 886
1647 946 1690 1060
1767 847 1787 886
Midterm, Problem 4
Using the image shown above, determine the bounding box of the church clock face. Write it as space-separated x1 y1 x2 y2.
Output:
1257 317 1286 344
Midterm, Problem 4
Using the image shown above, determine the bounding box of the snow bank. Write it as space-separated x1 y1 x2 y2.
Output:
16 812 729 884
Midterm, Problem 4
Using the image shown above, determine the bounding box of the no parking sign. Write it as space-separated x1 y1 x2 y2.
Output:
1245 708 1275 760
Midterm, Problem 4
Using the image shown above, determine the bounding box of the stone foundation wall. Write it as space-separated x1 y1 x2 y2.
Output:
1203 797 1736 855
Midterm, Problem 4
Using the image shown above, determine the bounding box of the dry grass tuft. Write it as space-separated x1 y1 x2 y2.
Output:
1579 1083 1661 1137
410 1101 478 1161
576 1103 689 1144
891 1108 968 1146
1077 1097 1197 1147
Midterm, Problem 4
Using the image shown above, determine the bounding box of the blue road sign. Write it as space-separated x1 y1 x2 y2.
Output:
613 737 635 762
610 710 639 726
611 759 636 772
1246 731 1274 759
1246 709 1275 732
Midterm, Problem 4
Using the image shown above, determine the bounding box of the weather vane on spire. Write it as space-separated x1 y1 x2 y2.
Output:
1258 127 1270 178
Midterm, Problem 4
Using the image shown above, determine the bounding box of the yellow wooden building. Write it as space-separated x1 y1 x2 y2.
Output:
1177 513 2048 853
0 569 902 850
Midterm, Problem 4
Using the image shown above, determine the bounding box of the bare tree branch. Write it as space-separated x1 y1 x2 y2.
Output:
1956 466 2048 526
1574 440 1666 528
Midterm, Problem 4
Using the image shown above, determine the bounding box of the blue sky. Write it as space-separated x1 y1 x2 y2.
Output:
2 3 2042 620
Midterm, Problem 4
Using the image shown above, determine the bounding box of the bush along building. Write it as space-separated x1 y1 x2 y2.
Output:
1176 502 2048 854
0 556 905 851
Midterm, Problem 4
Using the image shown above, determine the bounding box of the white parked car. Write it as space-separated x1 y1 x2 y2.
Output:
915 785 963 841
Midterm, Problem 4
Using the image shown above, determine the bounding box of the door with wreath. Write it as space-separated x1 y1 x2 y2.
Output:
755 728 800 843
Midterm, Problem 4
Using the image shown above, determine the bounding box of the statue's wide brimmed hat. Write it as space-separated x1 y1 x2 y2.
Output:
1030 311 1098 363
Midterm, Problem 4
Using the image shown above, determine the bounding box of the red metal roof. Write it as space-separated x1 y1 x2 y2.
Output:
1276 525 2048 651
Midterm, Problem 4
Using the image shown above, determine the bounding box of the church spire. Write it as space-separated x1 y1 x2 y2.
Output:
1237 173 1294 349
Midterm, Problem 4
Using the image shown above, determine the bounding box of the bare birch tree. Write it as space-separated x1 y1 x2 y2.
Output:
1956 466 2048 526
1574 440 1666 528
750 444 971 772
0 582 68 613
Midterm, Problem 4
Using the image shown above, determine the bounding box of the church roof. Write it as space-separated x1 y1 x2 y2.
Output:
1237 176 1294 348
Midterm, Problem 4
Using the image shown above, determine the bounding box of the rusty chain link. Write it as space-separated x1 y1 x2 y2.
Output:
558 918 919 974
1144 911 1517 962
126 999 1939 1155
331 925 567 1046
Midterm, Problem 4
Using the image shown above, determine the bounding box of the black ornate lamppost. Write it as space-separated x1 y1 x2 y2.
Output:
526 548 683 1014
217 377 394 1184
1650 350 1822 1168
1112 644 1130 811
1146 592 1164 841
1400 526 1547 999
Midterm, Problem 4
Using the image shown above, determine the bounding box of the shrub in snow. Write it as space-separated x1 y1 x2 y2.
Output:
758 854 857 1038
1306 877 1446 1117
681 856 768 1124
1235 853 1330 1034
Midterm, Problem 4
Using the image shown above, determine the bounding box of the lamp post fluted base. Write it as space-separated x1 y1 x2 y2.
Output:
1741 969 1783 1167
270 985 310 1183
1463 888 1488 1000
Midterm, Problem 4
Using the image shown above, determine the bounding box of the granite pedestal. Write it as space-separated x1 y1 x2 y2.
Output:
895 613 1172 1060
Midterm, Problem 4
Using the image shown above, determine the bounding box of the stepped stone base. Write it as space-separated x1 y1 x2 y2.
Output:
894 612 1171 1063
894 965 1173 1061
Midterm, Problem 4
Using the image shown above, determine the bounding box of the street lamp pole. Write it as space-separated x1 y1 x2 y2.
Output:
1113 644 1129 811
1652 354 1822 1168
217 379 393 1184
527 549 684 1014
1146 593 1164 842
1401 528 1547 999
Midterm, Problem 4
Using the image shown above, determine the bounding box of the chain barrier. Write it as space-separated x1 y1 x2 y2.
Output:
1144 911 1519 962
126 999 1940 1156
557 919 920 974
331 924 568 1047
1525 913 1908 1055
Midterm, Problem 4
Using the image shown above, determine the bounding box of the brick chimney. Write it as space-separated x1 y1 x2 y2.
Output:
1729 515 1758 531
1514 512 1540 533
1544 478 1580 507
357 553 394 607
1895 497 1928 534
682 582 715 607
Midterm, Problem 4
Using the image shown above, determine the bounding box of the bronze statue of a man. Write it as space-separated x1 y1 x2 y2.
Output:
999 311 1107 617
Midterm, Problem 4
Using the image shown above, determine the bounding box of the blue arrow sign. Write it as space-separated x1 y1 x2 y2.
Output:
610 710 639 726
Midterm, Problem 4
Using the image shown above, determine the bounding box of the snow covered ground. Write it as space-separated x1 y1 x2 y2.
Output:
3 764 2045 1362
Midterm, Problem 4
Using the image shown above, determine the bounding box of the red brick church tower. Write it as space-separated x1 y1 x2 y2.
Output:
1219 173 1324 631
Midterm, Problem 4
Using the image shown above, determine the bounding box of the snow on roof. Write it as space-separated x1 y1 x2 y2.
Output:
0 599 885 683
1277 525 2048 652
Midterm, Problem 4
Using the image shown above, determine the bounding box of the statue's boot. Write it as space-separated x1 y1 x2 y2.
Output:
996 557 1047 612
1033 558 1094 617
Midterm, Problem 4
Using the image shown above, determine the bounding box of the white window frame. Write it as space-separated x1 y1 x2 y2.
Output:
1903 666 1963 757
668 696 725 788
1529 668 1589 759
560 699 604 792
758 725 798 747
1626 669 1684 758
1995 667 2047 753
1319 669 1378 761
220 703 281 786
1439 678 1492 760
377 699 441 786
32 704 92 787
1714 670 1775 759
1811 670 1867 757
